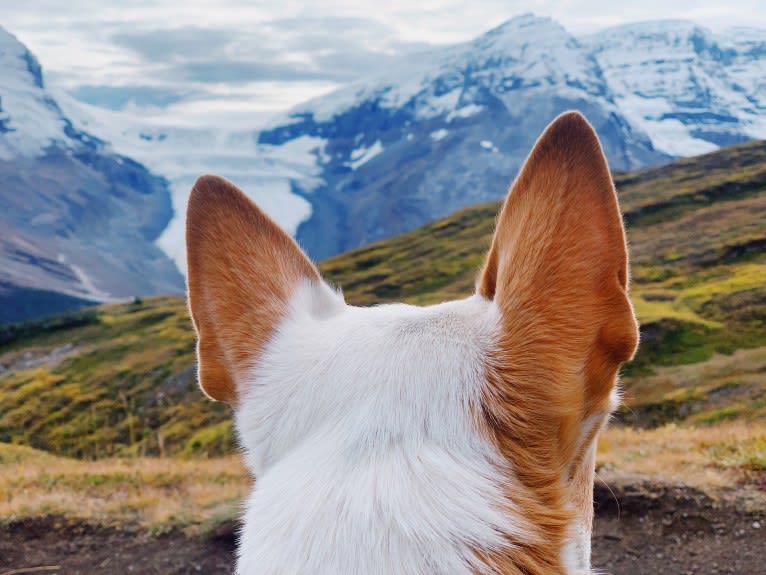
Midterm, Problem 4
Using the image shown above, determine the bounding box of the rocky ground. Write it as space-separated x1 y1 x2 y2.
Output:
2 482 763 575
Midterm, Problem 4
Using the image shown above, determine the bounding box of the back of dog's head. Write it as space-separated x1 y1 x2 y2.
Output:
185 111 638 575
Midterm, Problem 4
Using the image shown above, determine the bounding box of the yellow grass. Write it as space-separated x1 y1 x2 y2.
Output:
682 263 766 300
3 422 764 530
630 293 718 327
621 346 766 418
0 444 249 533
597 423 766 508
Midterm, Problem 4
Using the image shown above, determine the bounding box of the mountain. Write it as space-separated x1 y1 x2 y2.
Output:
257 15 669 259
1 140 764 458
0 27 184 322
57 15 766 266
584 20 766 155
252 15 766 260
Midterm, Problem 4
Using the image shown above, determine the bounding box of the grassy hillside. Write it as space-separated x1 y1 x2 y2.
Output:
3 424 762 530
0 442 248 531
1 140 765 459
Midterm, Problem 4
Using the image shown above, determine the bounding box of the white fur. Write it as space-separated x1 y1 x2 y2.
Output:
233 280 593 574
562 523 592 575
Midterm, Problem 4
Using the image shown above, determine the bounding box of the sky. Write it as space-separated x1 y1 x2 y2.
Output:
3 0 766 125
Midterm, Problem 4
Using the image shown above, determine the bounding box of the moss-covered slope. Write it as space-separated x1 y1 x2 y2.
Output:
2 141 765 457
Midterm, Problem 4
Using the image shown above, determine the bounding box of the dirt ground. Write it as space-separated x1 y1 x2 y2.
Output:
591 482 764 574
2 483 764 575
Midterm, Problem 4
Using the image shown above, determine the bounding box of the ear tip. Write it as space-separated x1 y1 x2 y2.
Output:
545 110 599 144
193 173 228 187
187 174 252 220
531 110 608 176
553 109 589 124
190 174 238 201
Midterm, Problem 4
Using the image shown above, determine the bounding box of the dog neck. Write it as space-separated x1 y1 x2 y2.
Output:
232 283 591 574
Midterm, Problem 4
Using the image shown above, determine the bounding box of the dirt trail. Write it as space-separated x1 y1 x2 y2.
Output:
2 483 763 575
592 482 764 574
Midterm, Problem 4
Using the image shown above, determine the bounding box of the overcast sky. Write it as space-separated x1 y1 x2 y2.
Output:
4 1 766 124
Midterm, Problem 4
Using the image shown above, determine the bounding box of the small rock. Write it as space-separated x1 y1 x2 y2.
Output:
753 521 761 529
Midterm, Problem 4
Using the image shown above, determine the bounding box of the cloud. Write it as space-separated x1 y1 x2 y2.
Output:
104 18 413 88
176 61 335 83
69 85 191 109
111 27 234 61
3 0 766 119
264 15 398 51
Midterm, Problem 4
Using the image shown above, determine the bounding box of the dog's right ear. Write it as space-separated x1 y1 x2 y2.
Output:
186 175 320 404
477 111 638 471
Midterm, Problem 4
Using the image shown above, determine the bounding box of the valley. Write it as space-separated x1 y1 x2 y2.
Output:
2 139 764 457
5 15 766 318
1 16 765 572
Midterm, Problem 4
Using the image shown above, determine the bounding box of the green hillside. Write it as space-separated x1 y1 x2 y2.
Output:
1 140 765 458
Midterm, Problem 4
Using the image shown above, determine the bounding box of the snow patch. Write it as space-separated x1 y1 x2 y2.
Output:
348 140 384 170
56 253 114 301
614 94 718 156
416 89 461 120
447 105 484 122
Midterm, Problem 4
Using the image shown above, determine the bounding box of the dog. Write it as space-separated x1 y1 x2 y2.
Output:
185 111 638 574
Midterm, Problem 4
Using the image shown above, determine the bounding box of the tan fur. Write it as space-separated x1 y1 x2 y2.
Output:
185 112 637 572
186 174 319 404
476 111 639 573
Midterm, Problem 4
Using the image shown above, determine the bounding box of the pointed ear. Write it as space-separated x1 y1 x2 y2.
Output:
478 112 638 461
186 175 320 404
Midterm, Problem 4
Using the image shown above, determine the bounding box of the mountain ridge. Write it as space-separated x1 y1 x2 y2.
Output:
252 14 766 259
3 15 766 319
0 25 185 321
53 15 766 264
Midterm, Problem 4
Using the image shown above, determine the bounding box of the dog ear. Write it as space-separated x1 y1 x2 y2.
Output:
478 112 638 468
186 175 320 404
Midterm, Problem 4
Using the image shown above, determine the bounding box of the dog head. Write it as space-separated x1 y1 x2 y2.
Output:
186 111 638 574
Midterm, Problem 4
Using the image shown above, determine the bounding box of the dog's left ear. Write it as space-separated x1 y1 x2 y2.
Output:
186 175 320 404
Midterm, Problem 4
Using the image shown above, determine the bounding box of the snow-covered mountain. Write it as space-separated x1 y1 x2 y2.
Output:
59 15 766 263
0 27 183 321
584 20 766 156
254 14 671 259
250 15 766 259
5 14 766 298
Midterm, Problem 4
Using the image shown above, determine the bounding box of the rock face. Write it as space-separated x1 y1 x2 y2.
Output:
0 27 184 322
